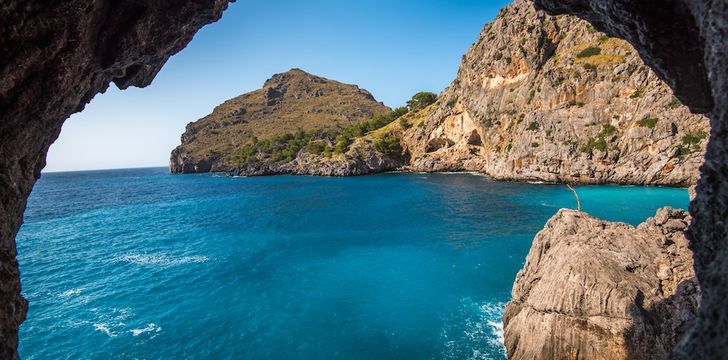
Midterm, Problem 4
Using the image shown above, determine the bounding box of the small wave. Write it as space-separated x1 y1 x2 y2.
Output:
130 323 162 337
91 307 132 338
59 288 83 298
117 253 210 266
528 181 545 184
441 299 507 359
94 323 117 337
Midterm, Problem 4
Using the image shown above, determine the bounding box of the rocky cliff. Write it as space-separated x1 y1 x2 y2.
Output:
393 0 708 186
170 69 390 173
528 0 728 357
171 1 708 184
504 207 699 359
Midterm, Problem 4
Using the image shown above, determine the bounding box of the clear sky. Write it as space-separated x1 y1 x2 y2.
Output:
44 0 511 172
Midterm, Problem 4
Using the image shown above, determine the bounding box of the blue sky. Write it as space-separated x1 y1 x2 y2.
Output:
45 0 511 172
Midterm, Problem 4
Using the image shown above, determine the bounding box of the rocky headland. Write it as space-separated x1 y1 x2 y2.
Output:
170 0 708 186
169 68 391 174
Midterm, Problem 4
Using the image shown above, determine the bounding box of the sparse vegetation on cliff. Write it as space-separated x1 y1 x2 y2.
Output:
637 117 658 128
374 133 403 156
576 46 601 58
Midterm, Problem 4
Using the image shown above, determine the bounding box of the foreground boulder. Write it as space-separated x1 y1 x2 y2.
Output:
504 207 699 359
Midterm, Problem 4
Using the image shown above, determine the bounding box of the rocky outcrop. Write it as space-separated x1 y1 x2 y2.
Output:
504 207 699 359
170 69 390 173
395 0 708 186
529 1 728 357
0 1 231 357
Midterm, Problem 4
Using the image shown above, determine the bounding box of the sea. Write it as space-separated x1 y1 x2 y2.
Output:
16 167 689 359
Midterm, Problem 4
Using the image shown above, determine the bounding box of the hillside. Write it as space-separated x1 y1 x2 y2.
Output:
169 69 390 173
393 0 708 185
171 0 709 185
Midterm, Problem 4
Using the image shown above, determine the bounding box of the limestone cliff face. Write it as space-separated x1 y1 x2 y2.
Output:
504 207 699 359
397 0 708 186
170 69 390 173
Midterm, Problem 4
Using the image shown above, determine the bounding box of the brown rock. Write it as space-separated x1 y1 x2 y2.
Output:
527 1 728 357
396 0 708 186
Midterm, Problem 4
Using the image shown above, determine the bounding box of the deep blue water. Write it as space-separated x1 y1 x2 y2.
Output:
17 168 689 359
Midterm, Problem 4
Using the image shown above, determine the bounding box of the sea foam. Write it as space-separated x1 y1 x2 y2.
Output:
117 253 210 266
130 323 162 337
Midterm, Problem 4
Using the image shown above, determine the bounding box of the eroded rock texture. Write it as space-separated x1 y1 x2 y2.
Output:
398 0 708 186
529 0 728 358
0 1 231 357
504 208 699 359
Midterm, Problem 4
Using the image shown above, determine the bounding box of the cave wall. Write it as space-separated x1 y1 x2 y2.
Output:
1 0 726 358
0 1 231 358
531 0 728 358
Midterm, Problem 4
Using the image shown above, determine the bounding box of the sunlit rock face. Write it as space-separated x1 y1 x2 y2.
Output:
0 1 231 357
397 0 708 186
504 208 699 359
530 0 728 358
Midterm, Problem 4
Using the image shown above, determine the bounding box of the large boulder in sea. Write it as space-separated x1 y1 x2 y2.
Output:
503 207 699 359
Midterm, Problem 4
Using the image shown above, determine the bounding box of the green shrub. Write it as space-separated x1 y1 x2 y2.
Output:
586 25 597 33
531 142 540 148
583 63 597 72
581 136 607 154
406 92 437 111
307 141 328 155
581 124 618 155
630 90 643 98
576 46 601 58
598 35 609 42
637 117 658 128
374 134 402 156
601 124 618 136
682 131 707 146
526 121 540 131
678 130 708 155
399 117 412 129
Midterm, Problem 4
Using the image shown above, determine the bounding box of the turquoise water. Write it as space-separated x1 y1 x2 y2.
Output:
17 168 689 359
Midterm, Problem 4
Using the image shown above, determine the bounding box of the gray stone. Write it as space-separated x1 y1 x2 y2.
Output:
504 207 699 360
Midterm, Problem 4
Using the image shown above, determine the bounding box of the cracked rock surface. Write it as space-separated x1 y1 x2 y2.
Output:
529 1 728 357
504 208 699 360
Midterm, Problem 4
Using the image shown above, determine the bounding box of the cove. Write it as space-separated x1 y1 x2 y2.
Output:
16 168 688 359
